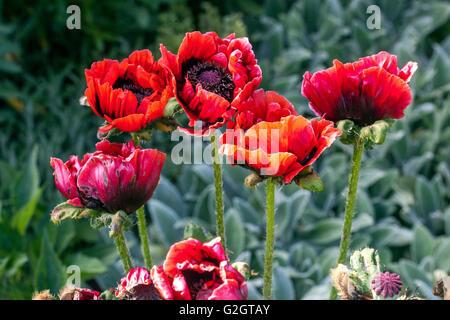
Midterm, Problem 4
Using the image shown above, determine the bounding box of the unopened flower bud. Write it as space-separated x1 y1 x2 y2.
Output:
244 173 263 188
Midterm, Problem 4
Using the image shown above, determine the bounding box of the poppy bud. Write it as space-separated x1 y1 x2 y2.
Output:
294 167 323 192
360 118 394 146
244 172 263 188
349 248 381 289
336 119 357 145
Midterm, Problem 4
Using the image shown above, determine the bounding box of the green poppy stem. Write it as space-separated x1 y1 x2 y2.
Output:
114 228 133 273
137 206 152 270
330 138 364 300
211 134 226 251
131 133 153 270
263 177 276 300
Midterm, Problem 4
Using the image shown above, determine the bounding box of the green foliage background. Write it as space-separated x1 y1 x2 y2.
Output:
0 0 449 299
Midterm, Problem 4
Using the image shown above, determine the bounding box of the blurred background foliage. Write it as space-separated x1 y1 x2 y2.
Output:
0 0 449 299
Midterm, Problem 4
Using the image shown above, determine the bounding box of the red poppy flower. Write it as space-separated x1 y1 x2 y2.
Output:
116 266 174 300
159 31 262 135
228 88 298 131
301 51 418 125
85 49 173 134
50 139 165 214
220 115 341 184
163 237 248 300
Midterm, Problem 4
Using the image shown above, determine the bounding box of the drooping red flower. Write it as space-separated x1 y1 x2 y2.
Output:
301 51 418 126
50 139 165 214
85 49 173 134
116 266 174 300
220 115 341 184
228 89 298 131
163 237 248 300
159 31 262 135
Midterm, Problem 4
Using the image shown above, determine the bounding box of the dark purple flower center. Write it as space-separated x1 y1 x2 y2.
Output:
181 269 215 300
113 77 154 106
183 59 235 103
123 284 163 300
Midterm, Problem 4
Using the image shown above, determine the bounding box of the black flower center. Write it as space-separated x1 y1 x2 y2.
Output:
181 269 215 300
183 59 235 103
113 77 153 106
122 284 163 300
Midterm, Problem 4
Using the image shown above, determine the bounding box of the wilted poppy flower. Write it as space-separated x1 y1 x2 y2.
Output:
160 31 262 135
50 139 165 214
163 237 248 300
220 115 341 184
301 51 418 126
85 49 173 134
228 89 298 131
116 266 174 300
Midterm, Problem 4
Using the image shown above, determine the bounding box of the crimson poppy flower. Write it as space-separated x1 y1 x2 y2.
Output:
228 89 298 131
220 115 341 184
163 237 248 300
50 139 165 214
301 51 418 126
85 49 173 134
116 266 174 300
159 31 262 135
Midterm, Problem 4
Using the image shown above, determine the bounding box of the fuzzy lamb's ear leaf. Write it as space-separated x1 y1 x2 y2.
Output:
183 221 212 242
51 201 100 223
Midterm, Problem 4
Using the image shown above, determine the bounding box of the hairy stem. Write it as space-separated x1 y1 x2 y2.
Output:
263 177 276 300
211 134 226 251
137 206 152 270
330 138 364 300
114 228 133 273
131 133 153 270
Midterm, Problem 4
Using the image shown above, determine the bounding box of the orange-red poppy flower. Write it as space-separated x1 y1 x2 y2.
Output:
85 50 173 134
220 115 341 184
301 51 418 126
228 88 298 131
159 31 262 135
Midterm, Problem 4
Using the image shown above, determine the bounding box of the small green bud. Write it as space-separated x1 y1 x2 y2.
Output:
295 168 323 192
163 97 182 118
244 172 264 188
336 119 357 144
360 119 394 146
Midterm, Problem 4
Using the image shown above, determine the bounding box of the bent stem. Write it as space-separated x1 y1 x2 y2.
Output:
114 228 133 273
330 138 364 300
263 177 276 300
211 134 226 251
137 206 152 270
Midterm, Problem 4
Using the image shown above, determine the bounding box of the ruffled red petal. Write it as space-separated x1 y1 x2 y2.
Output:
301 51 417 124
